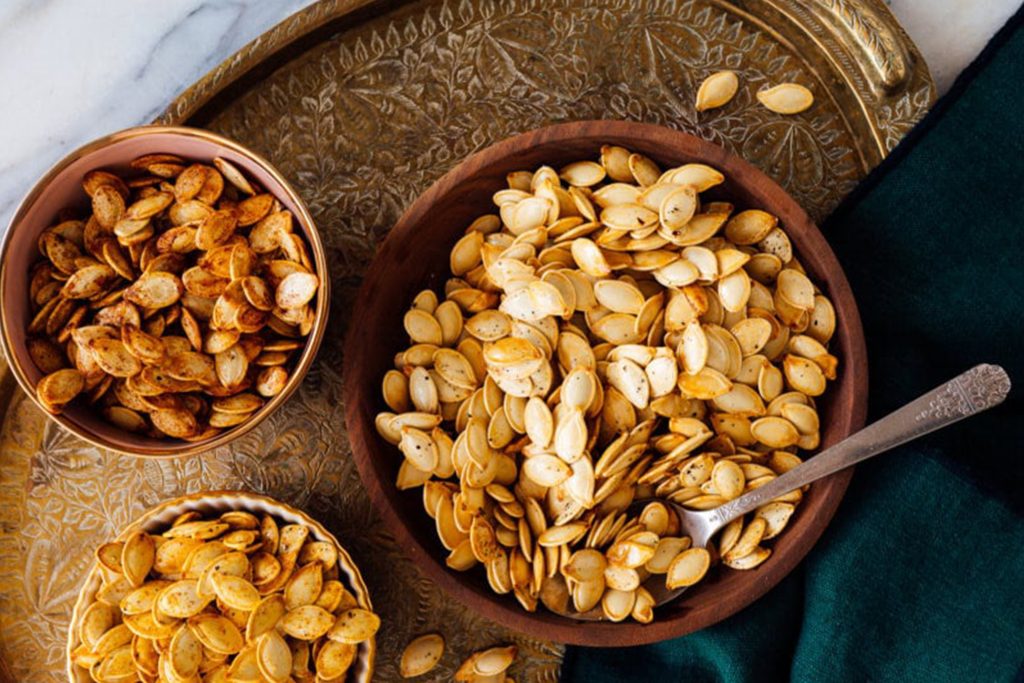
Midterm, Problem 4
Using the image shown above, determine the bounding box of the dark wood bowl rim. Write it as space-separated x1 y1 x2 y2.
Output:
343 120 868 647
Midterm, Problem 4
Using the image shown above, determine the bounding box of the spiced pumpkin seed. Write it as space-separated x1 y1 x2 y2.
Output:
400 633 445 678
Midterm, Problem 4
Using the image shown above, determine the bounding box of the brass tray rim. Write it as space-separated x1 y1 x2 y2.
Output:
156 0 936 160
157 0 378 127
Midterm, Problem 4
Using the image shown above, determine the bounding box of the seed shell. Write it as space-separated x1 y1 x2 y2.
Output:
400 633 445 678
696 70 739 111
757 83 814 114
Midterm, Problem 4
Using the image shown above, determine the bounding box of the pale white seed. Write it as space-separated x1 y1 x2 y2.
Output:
757 83 814 114
695 70 739 111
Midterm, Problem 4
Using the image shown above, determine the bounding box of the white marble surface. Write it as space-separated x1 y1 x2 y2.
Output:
0 0 316 230
0 0 1019 233
889 0 1021 93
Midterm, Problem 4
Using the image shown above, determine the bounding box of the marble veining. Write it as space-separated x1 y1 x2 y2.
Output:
0 0 1018 234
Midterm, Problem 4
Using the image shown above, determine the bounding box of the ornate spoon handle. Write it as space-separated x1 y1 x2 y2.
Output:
709 364 1011 528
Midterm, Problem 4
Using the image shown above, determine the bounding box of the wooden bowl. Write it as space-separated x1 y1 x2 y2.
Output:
344 120 868 646
66 490 376 683
0 125 329 458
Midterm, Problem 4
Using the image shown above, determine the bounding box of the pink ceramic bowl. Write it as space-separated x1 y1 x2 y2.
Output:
0 125 329 458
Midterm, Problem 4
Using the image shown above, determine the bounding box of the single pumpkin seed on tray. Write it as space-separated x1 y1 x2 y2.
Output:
757 83 815 114
454 644 518 682
400 632 446 678
695 70 740 111
71 509 379 682
25 155 321 441
375 145 839 623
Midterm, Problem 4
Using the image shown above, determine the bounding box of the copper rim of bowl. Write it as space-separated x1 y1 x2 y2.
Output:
65 489 375 683
0 124 330 458
343 120 869 646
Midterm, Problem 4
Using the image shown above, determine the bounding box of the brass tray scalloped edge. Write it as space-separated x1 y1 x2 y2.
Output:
0 0 933 680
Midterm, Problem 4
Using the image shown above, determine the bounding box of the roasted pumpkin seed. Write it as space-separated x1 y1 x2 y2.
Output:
400 633 445 678
756 83 814 114
695 70 739 111
25 155 319 440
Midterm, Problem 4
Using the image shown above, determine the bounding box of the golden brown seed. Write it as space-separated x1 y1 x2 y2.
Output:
256 366 289 397
36 368 84 410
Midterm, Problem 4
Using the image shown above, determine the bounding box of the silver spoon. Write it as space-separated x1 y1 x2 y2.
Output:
554 363 1011 620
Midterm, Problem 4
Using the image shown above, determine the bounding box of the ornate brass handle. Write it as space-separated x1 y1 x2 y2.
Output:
784 0 912 94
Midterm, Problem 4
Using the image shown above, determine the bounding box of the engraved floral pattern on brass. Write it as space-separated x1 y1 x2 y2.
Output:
0 0 932 679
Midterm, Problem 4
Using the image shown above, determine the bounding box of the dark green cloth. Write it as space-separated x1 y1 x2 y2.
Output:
564 9 1024 682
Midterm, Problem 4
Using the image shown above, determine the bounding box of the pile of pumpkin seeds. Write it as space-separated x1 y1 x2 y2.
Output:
71 509 379 682
375 145 838 623
25 154 319 440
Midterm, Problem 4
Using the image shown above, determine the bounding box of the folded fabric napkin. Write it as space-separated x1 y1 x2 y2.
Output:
564 8 1024 682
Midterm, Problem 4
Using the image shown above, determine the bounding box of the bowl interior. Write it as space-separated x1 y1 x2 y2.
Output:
65 491 375 683
345 120 867 646
0 127 327 457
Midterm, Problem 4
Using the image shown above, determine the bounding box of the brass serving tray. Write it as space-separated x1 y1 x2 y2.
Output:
0 0 933 680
